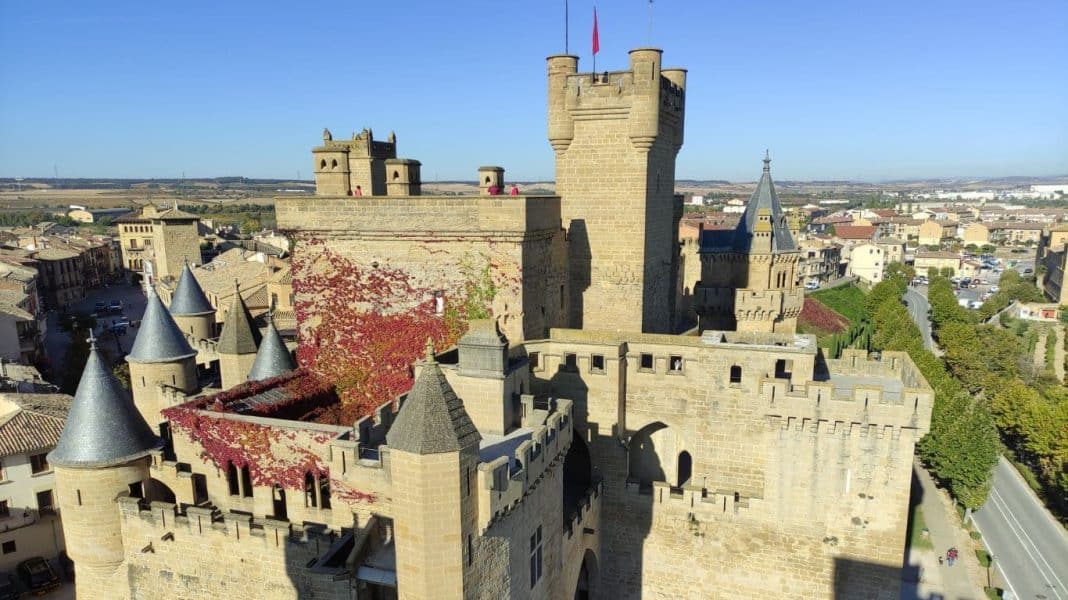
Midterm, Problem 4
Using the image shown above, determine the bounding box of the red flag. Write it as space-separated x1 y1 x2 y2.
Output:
592 7 600 55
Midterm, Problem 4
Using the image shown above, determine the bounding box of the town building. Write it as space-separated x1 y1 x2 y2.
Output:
917 220 956 246
847 243 886 284
0 392 71 571
797 238 843 285
116 205 203 284
914 251 962 276
49 47 931 600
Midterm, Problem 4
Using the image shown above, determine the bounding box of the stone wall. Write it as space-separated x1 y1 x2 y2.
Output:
154 220 202 279
276 195 569 344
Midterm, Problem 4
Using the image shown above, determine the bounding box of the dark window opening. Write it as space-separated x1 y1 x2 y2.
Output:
319 476 331 510
640 353 654 371
304 472 317 508
0 501 8 518
1 541 14 554
36 490 54 514
226 462 240 496
240 465 253 498
676 451 692 488
529 525 543 588
30 453 49 474
591 354 605 373
529 352 539 371
669 355 683 372
564 353 578 372
730 365 742 384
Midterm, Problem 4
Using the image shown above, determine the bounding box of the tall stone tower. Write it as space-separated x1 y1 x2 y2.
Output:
386 348 482 600
126 284 199 429
150 205 202 280
547 48 686 333
216 282 263 388
168 259 216 341
697 153 803 333
49 340 160 598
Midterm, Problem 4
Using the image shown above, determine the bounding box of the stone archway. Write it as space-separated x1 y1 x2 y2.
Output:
628 422 668 485
574 549 599 600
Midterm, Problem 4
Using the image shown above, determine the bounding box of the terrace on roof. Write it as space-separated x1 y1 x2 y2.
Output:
177 368 343 424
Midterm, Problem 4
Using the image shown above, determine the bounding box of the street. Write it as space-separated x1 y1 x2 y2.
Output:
43 283 148 383
973 458 1068 600
903 286 935 351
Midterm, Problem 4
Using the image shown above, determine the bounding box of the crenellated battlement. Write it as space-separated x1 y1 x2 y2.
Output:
476 400 574 532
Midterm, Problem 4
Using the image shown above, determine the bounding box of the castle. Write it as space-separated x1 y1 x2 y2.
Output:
49 47 931 599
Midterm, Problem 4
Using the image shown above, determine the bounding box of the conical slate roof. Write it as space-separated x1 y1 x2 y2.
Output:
169 262 214 316
216 283 262 355
733 152 797 254
387 346 481 455
248 320 296 381
127 285 197 364
49 339 161 468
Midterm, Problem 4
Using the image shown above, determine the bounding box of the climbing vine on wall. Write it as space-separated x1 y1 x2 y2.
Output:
291 241 498 421
162 399 374 503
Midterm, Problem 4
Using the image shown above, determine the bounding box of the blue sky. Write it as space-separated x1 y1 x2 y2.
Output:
1 0 1065 182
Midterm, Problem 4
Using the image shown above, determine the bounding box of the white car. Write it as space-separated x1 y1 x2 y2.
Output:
804 281 819 290
990 285 999 293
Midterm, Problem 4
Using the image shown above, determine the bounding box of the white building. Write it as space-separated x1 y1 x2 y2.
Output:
0 393 70 571
847 243 885 285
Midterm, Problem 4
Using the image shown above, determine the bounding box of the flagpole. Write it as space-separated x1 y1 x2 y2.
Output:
592 6 598 74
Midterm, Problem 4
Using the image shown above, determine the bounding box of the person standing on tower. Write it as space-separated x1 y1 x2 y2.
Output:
509 184 519 196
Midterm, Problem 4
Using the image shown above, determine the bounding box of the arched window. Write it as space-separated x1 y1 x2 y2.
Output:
226 462 239 496
304 472 317 508
392 170 400 181
271 484 287 520
330 159 338 169
729 365 742 384
676 451 692 488
319 159 326 169
240 465 253 498
319 476 331 510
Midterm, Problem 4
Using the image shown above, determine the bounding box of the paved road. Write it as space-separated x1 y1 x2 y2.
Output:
903 286 935 351
43 283 147 383
973 457 1068 600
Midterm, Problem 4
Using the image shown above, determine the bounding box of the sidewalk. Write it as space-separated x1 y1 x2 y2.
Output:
902 460 988 600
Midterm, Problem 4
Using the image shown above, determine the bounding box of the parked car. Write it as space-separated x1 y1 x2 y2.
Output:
990 285 999 293
1023 267 1033 274
0 573 19 600
108 300 123 313
804 281 819 290
16 557 59 595
94 301 106 312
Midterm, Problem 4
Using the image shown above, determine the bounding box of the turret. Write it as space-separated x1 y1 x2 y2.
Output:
386 343 482 600
216 281 263 388
49 337 161 598
168 259 216 341
478 166 505 195
126 283 198 428
385 159 422 196
247 318 296 381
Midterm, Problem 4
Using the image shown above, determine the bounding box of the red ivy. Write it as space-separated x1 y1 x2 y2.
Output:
798 298 850 336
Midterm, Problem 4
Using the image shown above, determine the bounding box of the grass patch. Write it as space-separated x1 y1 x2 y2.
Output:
984 586 1003 599
976 549 992 567
906 504 934 551
811 284 869 324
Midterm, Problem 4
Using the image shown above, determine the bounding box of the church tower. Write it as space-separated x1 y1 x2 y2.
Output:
697 153 803 333
126 284 199 428
49 339 161 598
386 345 482 600
168 259 216 341
547 48 687 333
216 282 263 388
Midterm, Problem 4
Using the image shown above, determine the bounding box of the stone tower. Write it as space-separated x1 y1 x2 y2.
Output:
49 339 160 598
168 259 216 341
312 128 398 196
697 153 803 333
386 347 482 600
216 282 263 388
150 205 202 280
126 284 199 429
247 317 296 381
547 48 686 333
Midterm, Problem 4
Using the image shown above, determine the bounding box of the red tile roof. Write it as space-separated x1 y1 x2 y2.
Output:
832 225 877 240
0 394 70 458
